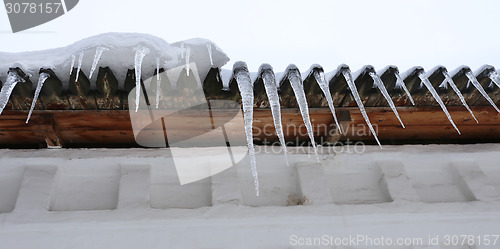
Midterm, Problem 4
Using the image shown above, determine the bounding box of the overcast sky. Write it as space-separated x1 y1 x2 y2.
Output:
0 0 499 73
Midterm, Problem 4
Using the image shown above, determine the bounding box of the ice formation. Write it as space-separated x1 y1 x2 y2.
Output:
369 72 405 128
489 71 500 88
155 57 161 109
185 46 191 76
207 44 213 66
88 47 108 79
0 70 25 115
395 71 415 105
286 65 319 161
26 72 50 123
260 64 289 166
342 69 382 147
418 72 461 134
441 70 478 123
465 71 500 113
313 69 342 134
0 33 229 90
75 51 83 82
234 62 259 196
69 54 75 74
134 46 150 112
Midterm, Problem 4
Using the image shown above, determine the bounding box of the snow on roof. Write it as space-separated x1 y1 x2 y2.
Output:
376 65 397 76
0 32 497 96
0 33 230 89
448 65 471 78
0 33 499 114
399 66 423 80
351 65 380 82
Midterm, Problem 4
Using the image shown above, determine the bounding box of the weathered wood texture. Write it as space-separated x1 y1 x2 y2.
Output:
0 106 498 148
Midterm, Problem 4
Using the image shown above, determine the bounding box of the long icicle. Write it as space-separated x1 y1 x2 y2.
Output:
156 57 161 109
419 72 461 134
343 69 382 147
89 47 108 79
287 67 319 161
261 66 289 166
314 70 342 134
0 71 25 115
207 44 213 66
442 71 478 123
395 72 415 105
465 71 500 113
134 46 150 112
370 72 405 128
26 72 50 123
75 51 84 82
185 46 191 76
234 62 259 196
69 55 75 74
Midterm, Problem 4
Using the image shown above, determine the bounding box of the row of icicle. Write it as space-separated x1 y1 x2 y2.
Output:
0 44 499 196
0 43 215 123
231 63 500 195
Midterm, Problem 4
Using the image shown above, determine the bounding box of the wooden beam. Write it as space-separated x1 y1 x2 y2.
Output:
0 106 498 148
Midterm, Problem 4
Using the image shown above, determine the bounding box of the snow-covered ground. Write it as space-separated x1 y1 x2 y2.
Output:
0 144 499 248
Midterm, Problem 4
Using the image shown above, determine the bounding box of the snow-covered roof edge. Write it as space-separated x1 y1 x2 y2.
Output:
0 32 230 89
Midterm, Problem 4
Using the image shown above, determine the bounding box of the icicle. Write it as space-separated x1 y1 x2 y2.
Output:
26 72 49 123
489 71 500 88
418 72 461 135
156 58 161 109
465 71 500 113
395 72 415 105
134 46 150 112
75 51 84 82
207 44 213 66
438 78 448 89
69 55 75 74
185 46 191 76
88 47 108 79
261 66 289 166
442 71 478 123
313 70 342 134
234 62 259 196
0 71 25 115
369 72 405 128
216 70 221 83
342 70 381 147
287 67 319 161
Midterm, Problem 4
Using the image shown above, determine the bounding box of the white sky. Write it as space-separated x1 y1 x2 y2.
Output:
0 0 499 73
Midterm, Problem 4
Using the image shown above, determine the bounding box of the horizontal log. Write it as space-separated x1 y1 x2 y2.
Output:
0 130 46 142
59 130 135 146
54 111 132 131
344 125 500 142
349 106 500 126
0 106 498 148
